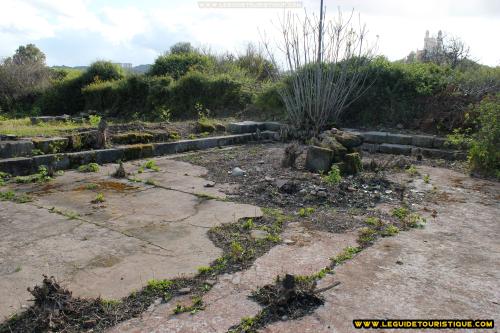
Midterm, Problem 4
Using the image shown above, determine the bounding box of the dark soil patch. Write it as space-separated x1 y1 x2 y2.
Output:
178 143 402 212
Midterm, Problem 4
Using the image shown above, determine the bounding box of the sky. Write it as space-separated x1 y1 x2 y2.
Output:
1 0 499 67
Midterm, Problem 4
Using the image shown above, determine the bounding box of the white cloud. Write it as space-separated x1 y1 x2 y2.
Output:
0 0 498 66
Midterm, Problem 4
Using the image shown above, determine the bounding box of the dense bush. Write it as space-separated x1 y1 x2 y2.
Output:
81 61 125 85
79 71 249 120
165 71 251 119
468 93 500 178
342 57 453 127
39 62 125 115
147 53 213 79
37 69 86 115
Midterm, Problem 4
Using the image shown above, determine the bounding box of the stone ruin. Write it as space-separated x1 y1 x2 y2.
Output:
305 128 364 175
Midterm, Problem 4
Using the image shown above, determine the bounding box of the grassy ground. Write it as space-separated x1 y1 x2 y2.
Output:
0 118 93 137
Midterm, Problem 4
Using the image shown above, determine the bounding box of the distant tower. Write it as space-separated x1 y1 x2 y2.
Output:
417 30 442 61
437 30 443 50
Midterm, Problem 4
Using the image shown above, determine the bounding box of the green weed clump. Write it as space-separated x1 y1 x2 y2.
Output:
173 296 204 315
324 165 342 184
381 225 400 236
78 163 100 173
91 192 105 203
0 190 32 203
14 165 52 183
298 207 315 217
331 246 361 265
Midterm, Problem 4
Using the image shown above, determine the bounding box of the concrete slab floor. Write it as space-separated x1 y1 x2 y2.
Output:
0 157 261 320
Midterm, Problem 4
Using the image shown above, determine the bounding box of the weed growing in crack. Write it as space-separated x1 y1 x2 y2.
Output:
14 166 52 184
365 216 384 227
358 227 377 247
48 207 79 220
144 160 160 172
391 206 410 220
91 193 105 204
405 165 419 177
78 163 100 173
391 206 426 229
423 174 431 183
381 225 400 236
197 266 211 274
173 296 204 315
85 183 98 190
194 192 220 200
331 246 361 266
0 190 32 203
145 178 156 186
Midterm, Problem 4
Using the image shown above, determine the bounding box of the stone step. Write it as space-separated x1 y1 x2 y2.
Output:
228 121 282 134
0 140 34 158
346 129 457 149
0 131 278 176
361 143 467 160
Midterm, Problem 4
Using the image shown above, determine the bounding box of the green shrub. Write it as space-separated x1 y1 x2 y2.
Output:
254 81 285 119
342 57 452 127
82 61 125 85
324 165 342 184
148 53 213 79
38 71 85 115
468 93 500 178
168 72 250 119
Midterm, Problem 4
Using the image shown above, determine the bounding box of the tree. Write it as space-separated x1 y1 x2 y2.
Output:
262 8 376 138
10 44 46 66
169 42 196 55
0 44 50 112
421 34 471 69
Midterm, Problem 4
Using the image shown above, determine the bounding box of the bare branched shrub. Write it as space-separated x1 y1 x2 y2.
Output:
262 8 376 138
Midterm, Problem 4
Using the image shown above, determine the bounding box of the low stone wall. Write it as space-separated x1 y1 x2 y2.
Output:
228 121 282 134
0 131 277 176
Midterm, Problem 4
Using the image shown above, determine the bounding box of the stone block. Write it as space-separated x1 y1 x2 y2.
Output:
361 143 380 153
334 131 364 148
341 152 363 175
0 157 33 175
153 142 178 156
305 146 334 173
361 131 389 144
31 137 69 154
30 115 70 124
385 133 413 145
0 140 33 158
420 148 464 160
95 149 125 164
263 122 282 132
228 121 265 134
432 137 446 148
411 135 435 148
379 144 412 156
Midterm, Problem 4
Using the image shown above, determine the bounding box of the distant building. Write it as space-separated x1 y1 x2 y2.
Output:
415 30 443 61
113 62 133 70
